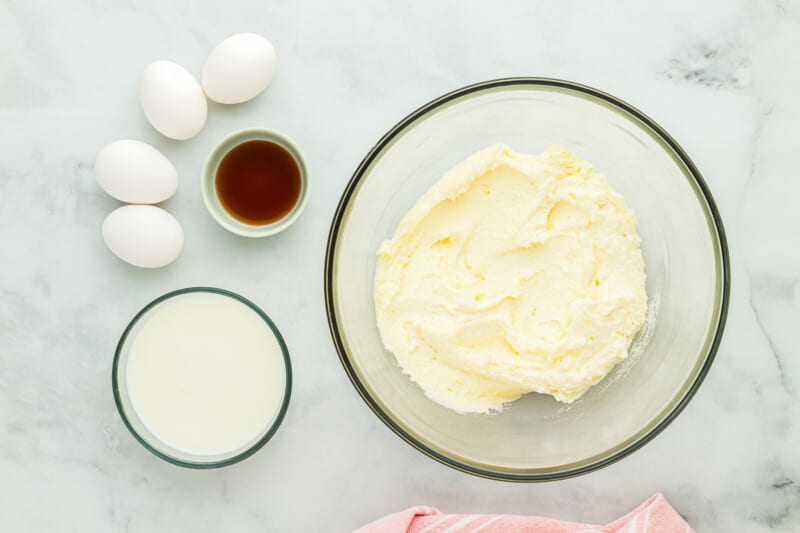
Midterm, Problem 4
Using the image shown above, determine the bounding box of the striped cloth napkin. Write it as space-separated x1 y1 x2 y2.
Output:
355 493 692 533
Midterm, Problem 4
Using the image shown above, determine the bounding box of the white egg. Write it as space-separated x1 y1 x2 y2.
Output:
140 61 207 140
202 33 277 104
102 205 184 268
95 140 178 204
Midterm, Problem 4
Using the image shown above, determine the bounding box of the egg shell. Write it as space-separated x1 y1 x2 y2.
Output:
95 140 178 204
102 205 184 268
202 33 277 104
140 61 207 140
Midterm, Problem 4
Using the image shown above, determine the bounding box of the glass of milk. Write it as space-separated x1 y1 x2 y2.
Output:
112 287 291 467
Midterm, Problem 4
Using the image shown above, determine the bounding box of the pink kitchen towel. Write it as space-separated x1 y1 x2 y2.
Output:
355 493 693 533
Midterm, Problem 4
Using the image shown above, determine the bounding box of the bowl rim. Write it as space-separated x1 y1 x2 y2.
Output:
112 286 293 468
324 77 730 481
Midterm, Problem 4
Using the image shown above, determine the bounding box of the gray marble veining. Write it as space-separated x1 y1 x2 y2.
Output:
1 0 798 531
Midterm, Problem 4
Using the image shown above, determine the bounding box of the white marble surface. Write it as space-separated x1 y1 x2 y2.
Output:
1 0 798 531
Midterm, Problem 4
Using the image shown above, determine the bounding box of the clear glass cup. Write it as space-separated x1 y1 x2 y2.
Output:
113 287 292 468
325 78 729 481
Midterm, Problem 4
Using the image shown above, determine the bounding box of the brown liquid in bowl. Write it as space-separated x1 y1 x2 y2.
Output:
216 140 301 225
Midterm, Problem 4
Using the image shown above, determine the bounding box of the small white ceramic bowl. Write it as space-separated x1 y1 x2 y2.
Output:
202 128 308 238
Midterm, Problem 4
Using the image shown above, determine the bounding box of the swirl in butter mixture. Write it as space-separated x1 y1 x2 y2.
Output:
374 144 647 413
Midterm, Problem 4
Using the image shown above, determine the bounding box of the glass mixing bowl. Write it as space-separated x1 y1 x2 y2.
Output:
325 78 729 481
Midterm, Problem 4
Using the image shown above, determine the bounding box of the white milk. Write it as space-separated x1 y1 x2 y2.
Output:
126 292 286 456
